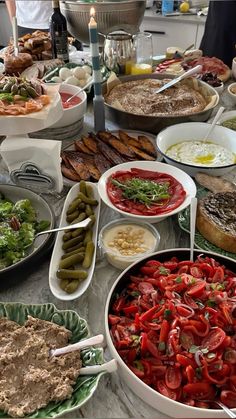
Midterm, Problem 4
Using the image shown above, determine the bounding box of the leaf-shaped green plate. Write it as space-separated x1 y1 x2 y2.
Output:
0 302 105 418
178 185 236 261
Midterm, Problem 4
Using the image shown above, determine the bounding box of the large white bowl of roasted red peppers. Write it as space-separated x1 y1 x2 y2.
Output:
105 248 236 418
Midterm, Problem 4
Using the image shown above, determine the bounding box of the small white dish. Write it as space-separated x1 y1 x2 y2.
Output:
227 82 236 104
49 182 100 301
97 160 196 223
215 110 236 130
50 83 87 129
99 218 160 270
213 82 224 94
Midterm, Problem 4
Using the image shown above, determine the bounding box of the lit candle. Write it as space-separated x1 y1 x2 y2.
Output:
88 8 105 132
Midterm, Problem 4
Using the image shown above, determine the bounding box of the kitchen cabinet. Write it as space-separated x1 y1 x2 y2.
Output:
140 11 206 55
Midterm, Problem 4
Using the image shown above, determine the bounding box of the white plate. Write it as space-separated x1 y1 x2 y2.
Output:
97 160 197 224
62 129 163 186
49 182 101 301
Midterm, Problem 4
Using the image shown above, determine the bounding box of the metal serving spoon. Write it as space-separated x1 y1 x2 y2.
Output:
35 217 91 238
202 400 236 418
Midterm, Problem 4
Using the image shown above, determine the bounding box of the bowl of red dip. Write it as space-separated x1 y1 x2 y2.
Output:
98 161 196 223
50 83 87 129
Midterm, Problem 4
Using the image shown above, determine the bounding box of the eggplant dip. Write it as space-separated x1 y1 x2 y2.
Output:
105 78 208 117
0 316 82 417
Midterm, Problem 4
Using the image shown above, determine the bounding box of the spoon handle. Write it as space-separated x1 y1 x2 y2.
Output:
203 106 225 142
35 217 91 237
66 78 93 103
79 359 117 376
190 197 198 262
217 402 236 418
50 334 104 357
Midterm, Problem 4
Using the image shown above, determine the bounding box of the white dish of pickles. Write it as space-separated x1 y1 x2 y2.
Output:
49 181 101 301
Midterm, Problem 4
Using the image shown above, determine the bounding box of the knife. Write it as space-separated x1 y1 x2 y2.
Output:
155 65 203 94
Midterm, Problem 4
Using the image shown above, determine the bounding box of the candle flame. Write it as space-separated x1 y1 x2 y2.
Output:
90 7 95 18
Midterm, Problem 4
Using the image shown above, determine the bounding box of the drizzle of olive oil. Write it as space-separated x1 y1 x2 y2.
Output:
194 154 215 164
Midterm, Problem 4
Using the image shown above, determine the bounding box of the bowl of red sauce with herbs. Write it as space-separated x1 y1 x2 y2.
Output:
50 83 87 129
98 161 196 223
105 248 236 418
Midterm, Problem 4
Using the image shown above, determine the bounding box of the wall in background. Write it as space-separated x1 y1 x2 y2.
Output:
0 2 12 47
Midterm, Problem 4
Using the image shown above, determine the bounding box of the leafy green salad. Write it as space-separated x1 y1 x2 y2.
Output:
0 193 50 269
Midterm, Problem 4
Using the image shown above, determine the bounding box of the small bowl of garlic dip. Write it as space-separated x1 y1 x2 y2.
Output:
157 122 236 177
99 219 160 270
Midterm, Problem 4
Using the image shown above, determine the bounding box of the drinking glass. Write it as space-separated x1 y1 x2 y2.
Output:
131 32 153 75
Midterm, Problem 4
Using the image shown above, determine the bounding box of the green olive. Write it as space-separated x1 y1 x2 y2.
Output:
11 84 19 95
3 82 14 93
26 85 38 98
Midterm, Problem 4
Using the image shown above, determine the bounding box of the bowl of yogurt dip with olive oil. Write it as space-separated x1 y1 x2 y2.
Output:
156 122 236 177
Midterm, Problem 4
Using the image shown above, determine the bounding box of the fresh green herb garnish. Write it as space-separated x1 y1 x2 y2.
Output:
158 341 166 351
159 266 170 275
0 93 13 102
111 177 170 207
164 309 172 320
175 276 182 283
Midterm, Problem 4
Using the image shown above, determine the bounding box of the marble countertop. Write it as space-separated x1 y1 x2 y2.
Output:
0 83 236 419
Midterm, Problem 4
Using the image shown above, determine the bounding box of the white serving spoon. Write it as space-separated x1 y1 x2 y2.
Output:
49 334 104 357
202 106 225 142
155 65 202 94
190 197 198 262
79 359 117 376
65 78 93 103
35 217 91 238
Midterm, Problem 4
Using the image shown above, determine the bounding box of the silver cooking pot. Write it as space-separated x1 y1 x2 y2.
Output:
102 31 135 74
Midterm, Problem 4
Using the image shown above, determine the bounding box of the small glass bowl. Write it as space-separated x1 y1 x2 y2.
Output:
99 218 160 270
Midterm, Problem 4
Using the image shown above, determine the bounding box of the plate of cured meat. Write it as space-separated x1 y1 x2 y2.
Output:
61 129 162 184
155 55 231 82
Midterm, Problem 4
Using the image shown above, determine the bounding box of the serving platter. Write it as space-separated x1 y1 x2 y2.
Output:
178 185 236 260
62 129 163 186
49 182 101 301
0 302 105 418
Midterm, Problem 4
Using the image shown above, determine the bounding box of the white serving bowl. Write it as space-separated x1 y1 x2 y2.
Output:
227 82 236 104
156 122 236 177
97 161 196 223
50 83 87 129
105 248 236 418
